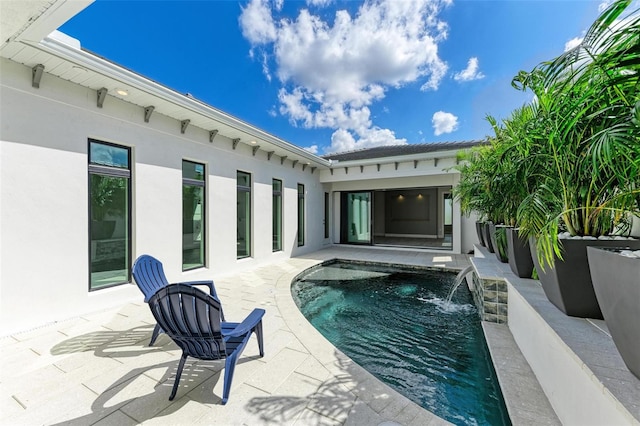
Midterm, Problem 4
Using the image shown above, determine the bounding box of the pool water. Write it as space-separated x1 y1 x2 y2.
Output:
292 261 510 426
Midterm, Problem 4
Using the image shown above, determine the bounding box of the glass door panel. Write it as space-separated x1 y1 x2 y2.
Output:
346 192 372 244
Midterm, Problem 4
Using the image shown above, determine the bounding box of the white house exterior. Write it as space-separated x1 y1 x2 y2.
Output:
0 0 479 335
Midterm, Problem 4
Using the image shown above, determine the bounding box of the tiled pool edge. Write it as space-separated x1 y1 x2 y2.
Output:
481 322 560 425
469 245 640 425
287 248 549 425
469 247 559 424
276 256 453 426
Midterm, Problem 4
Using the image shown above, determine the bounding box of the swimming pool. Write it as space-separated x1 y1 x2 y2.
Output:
292 261 510 426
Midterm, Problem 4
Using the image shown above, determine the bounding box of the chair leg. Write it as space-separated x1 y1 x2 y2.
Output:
169 353 188 401
149 323 162 346
254 320 264 357
222 354 239 405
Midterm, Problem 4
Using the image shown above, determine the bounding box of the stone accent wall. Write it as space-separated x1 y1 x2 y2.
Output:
469 267 509 324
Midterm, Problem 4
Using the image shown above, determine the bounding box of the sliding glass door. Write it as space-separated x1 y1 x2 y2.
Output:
341 191 372 244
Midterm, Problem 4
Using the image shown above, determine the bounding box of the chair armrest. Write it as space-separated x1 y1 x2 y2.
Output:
222 308 265 339
175 280 217 298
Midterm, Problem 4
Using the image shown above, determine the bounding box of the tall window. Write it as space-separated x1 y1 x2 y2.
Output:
324 192 330 239
237 171 251 258
297 183 305 246
182 161 205 270
273 179 283 252
88 140 131 290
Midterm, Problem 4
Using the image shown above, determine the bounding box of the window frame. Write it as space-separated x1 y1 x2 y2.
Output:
88 139 132 291
324 192 330 239
297 183 305 247
237 171 252 259
182 160 206 271
272 178 283 252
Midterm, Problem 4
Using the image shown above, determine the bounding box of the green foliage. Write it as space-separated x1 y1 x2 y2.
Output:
90 175 127 221
454 0 640 269
513 0 640 267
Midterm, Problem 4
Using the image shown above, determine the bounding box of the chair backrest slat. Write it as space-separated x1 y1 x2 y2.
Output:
148 284 226 359
132 255 171 301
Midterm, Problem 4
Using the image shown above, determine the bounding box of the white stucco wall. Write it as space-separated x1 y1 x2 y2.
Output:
0 58 326 334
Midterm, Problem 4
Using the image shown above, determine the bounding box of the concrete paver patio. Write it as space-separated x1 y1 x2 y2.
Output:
1 246 470 425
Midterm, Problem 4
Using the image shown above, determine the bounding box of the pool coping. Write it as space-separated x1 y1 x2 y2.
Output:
274 255 454 425
283 251 558 426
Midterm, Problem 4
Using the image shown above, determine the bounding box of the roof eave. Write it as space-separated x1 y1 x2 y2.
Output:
23 33 331 168
328 148 468 168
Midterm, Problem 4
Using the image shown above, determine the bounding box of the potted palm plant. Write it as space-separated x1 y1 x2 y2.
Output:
513 0 640 318
453 143 502 254
484 110 541 268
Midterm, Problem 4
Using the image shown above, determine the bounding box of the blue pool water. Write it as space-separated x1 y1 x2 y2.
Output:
292 261 510 426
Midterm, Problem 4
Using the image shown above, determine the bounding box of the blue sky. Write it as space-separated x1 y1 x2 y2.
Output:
60 0 611 154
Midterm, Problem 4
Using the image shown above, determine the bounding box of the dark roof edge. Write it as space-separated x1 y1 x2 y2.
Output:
322 140 487 162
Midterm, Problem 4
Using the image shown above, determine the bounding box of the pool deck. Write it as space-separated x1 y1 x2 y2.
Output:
1 246 552 425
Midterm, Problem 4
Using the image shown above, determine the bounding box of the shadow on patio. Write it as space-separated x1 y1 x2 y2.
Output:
50 325 163 358
48 325 264 425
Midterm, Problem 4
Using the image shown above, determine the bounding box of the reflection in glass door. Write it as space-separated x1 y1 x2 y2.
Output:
344 192 372 244
444 192 453 247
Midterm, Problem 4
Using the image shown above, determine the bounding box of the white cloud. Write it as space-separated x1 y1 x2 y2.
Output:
329 129 357 153
432 111 458 136
453 57 485 82
239 0 277 45
564 36 583 52
274 0 284 11
307 0 333 6
304 145 319 154
327 127 406 153
239 0 451 152
261 52 272 81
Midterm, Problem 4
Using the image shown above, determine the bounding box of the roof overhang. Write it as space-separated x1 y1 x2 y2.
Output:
327 148 464 168
1 0 330 169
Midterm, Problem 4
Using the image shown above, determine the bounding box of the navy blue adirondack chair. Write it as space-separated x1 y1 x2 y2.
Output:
132 254 225 346
148 284 265 403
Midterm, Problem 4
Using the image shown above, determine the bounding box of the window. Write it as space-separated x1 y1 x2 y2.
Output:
297 183 305 246
273 179 283 252
182 161 206 270
237 171 251 258
88 140 131 290
324 192 330 239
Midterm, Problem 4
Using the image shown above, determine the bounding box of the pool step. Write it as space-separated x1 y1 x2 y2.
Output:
483 322 561 425
474 244 640 425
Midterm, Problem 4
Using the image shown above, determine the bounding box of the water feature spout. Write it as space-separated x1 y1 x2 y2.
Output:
446 265 475 303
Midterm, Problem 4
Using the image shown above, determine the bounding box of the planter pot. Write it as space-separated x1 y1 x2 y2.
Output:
490 225 510 263
507 228 534 278
587 247 640 379
530 237 640 319
482 222 495 253
475 222 486 247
